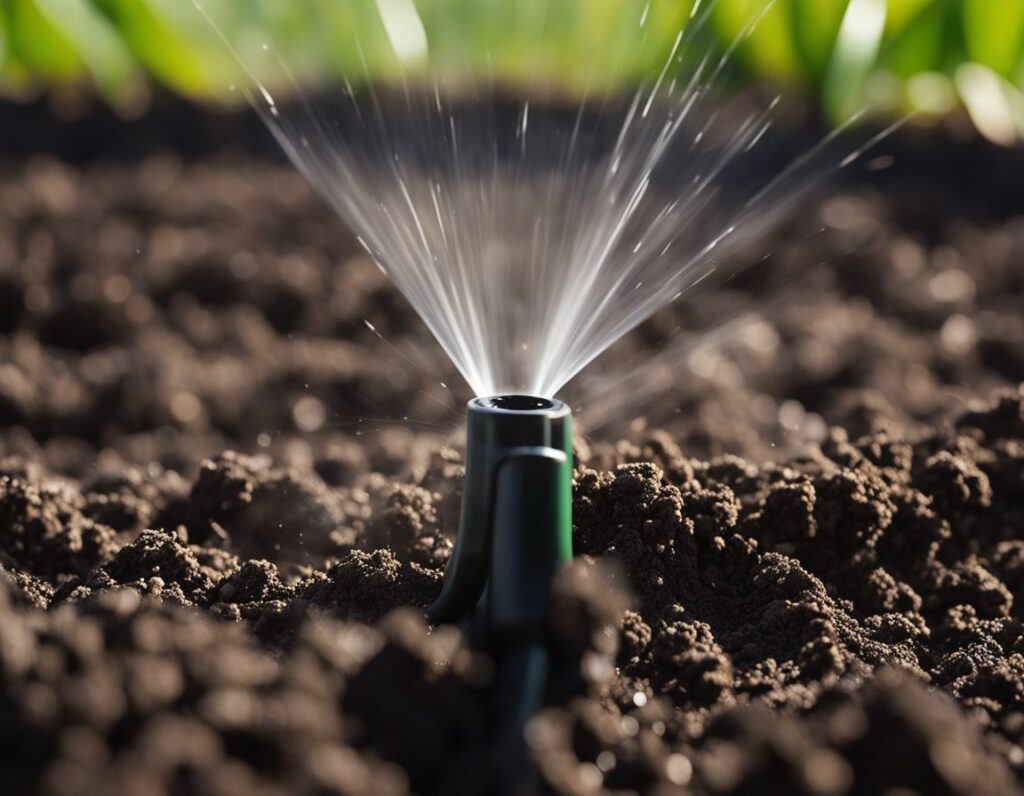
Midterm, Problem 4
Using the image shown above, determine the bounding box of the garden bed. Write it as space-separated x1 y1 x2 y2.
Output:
1 117 1024 795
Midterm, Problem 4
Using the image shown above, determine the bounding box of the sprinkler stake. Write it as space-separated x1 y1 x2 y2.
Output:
428 395 573 793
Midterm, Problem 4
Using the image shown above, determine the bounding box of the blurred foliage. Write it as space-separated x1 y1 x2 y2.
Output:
0 0 1022 143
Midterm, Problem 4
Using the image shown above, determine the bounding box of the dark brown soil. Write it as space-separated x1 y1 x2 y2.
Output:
1 123 1024 795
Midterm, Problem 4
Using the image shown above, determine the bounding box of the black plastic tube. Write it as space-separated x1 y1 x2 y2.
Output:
427 395 574 795
427 395 573 628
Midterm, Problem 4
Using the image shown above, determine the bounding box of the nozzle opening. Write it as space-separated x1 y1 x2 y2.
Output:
479 395 556 412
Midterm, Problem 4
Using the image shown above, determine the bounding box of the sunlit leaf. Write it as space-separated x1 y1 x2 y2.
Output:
96 0 230 98
8 0 81 78
956 62 1024 145
963 0 1024 77
35 0 141 103
823 0 887 120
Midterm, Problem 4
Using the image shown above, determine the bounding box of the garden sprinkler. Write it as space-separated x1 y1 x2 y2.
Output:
428 395 573 791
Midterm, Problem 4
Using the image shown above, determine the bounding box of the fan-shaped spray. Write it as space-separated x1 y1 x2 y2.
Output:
195 0 844 399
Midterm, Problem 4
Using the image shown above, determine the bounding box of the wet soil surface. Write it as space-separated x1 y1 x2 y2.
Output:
1 126 1024 795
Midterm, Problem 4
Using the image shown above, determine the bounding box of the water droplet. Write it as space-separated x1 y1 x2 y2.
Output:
666 754 693 786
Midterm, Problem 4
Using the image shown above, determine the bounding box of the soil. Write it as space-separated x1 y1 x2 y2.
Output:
1 104 1024 795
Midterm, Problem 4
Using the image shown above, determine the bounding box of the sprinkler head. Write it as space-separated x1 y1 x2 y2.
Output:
428 395 573 637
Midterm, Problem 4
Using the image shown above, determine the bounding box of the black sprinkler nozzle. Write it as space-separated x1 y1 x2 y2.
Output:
428 395 573 633
428 395 573 795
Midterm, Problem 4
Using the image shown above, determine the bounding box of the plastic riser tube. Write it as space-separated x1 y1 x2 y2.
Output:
427 395 573 795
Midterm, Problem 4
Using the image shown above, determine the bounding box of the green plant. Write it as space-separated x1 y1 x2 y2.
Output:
1 0 1022 143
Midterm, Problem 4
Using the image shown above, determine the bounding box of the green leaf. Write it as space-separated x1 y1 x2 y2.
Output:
963 0 1024 77
96 0 230 98
34 0 141 103
822 0 887 120
7 0 82 79
881 0 951 78
789 0 848 81
713 0 803 80
0 6 7 71
885 0 936 37
956 62 1024 145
